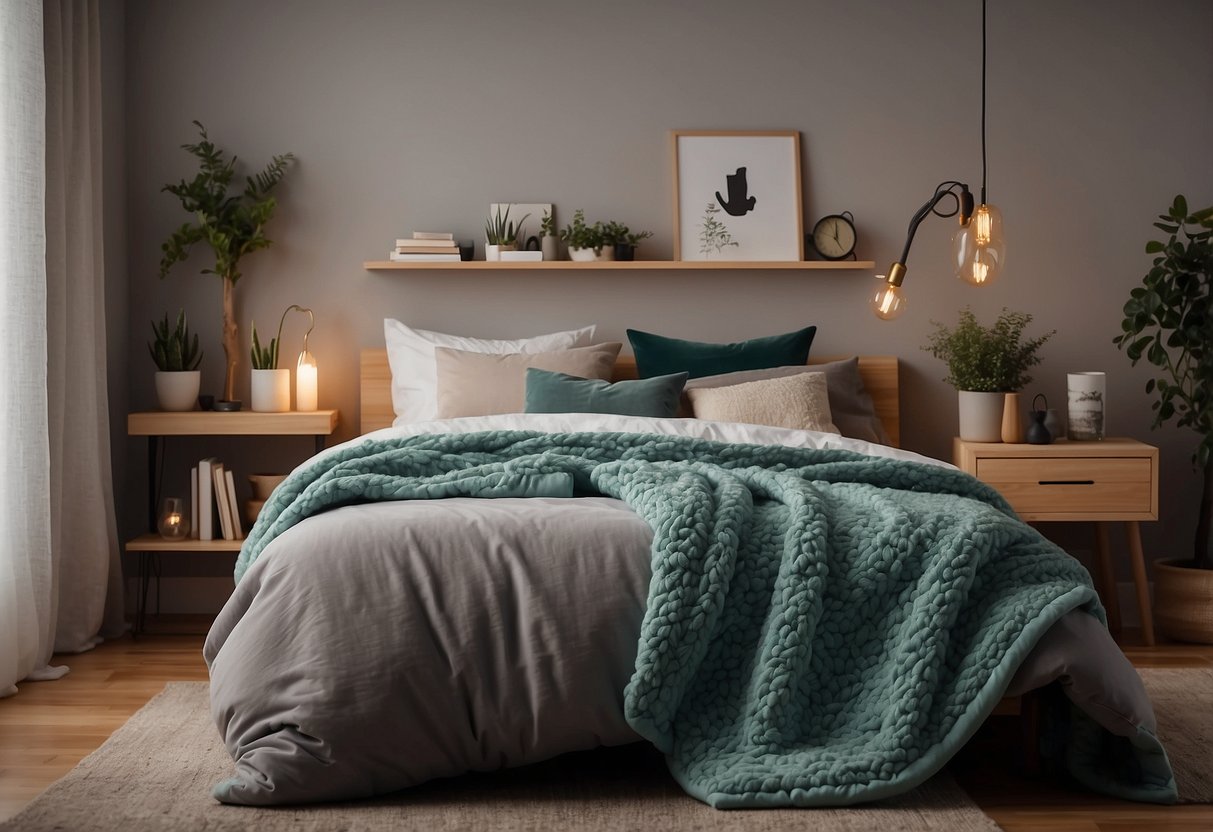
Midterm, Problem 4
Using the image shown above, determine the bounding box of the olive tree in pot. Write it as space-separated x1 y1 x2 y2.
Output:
158 121 294 407
1114 195 1213 642
923 308 1054 442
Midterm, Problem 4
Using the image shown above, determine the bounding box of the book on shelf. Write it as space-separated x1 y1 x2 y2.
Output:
212 461 234 540
196 458 216 541
388 251 462 262
408 232 454 241
224 469 244 540
395 239 458 249
190 466 199 539
392 244 459 254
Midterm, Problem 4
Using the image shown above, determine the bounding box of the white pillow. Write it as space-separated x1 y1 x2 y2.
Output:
686 372 840 434
384 319 596 423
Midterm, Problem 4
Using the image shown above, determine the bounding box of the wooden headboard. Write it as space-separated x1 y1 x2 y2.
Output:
359 350 900 447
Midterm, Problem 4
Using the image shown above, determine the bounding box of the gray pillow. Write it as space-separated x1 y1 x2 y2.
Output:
682 357 891 445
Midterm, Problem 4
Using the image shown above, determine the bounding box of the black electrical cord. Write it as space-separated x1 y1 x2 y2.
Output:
981 0 988 206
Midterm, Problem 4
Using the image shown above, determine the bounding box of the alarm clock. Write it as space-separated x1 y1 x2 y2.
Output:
809 212 858 260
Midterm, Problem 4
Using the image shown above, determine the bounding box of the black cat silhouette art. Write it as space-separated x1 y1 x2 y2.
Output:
716 167 757 216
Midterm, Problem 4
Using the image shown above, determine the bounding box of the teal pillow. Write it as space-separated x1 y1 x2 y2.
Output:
524 368 688 418
626 326 817 379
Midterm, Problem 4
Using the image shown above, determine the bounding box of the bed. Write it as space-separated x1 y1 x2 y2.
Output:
203 348 1177 809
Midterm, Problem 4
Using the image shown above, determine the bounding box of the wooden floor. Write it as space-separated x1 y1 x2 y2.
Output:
0 621 1209 830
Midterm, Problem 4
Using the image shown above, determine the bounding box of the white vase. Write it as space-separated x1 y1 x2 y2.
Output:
1067 372 1106 440
484 244 500 262
957 390 1005 442
250 369 290 412
568 246 614 262
541 234 560 261
154 370 200 412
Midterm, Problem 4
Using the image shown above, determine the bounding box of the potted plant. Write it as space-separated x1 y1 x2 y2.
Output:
559 209 611 262
484 205 529 261
612 226 653 262
923 307 1054 442
148 310 203 411
159 121 294 409
1113 195 1213 642
539 209 559 261
249 320 289 412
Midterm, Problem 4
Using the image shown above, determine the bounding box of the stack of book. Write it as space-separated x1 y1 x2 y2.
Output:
389 232 461 262
190 458 244 541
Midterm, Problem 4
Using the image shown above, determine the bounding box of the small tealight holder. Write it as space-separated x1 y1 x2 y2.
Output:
157 497 190 540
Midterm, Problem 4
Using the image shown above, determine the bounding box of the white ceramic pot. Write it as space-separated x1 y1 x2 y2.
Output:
250 368 290 412
154 370 200 412
957 390 1005 442
568 246 614 262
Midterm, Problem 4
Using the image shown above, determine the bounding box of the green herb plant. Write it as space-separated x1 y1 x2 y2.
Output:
249 321 279 371
159 121 294 401
539 209 556 238
148 310 203 372
558 209 607 254
922 307 1054 392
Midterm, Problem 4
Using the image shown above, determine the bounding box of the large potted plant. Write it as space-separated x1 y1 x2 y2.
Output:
148 310 202 411
923 307 1054 442
159 121 294 407
1114 195 1213 642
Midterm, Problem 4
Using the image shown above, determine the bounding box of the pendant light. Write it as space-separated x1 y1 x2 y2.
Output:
953 0 1005 286
871 0 1005 319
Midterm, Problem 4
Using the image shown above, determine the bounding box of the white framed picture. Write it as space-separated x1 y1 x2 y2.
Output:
672 131 804 262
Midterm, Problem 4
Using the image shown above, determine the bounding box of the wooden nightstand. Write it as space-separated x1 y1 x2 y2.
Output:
953 437 1159 645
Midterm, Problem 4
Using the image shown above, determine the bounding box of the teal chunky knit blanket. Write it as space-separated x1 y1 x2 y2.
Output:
235 430 1174 807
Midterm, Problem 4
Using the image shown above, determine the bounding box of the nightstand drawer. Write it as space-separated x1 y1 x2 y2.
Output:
976 457 1152 515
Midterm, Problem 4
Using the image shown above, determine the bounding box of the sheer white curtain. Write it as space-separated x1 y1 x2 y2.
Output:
0 0 122 698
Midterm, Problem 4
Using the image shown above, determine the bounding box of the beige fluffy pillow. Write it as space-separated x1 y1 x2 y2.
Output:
435 342 622 418
686 371 840 433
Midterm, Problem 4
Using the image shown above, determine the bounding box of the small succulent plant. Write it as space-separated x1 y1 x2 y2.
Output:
249 321 280 370
484 205 530 246
148 310 202 372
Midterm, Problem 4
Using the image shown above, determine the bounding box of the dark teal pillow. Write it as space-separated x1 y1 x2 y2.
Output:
626 326 817 379
524 368 688 418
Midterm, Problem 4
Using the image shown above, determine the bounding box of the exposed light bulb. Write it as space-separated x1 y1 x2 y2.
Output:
953 203 1005 285
870 279 906 320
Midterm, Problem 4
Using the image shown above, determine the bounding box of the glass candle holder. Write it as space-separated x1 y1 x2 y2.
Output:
158 497 190 540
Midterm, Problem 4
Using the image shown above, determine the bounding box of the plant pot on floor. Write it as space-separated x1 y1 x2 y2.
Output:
154 370 201 411
957 390 1005 442
1153 559 1213 643
250 369 290 412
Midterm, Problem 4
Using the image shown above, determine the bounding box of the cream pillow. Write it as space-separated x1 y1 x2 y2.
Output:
434 342 622 418
384 319 597 424
686 372 840 433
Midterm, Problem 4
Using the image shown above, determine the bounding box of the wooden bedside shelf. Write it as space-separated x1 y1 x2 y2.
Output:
363 259 876 271
125 533 244 553
128 409 338 436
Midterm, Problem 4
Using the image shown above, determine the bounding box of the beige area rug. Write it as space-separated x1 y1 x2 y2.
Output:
2 682 1000 832
1138 667 1213 803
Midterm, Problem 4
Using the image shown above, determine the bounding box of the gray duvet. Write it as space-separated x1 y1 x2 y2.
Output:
204 496 1163 806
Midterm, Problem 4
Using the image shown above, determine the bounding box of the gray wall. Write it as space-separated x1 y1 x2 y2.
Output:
118 0 1213 611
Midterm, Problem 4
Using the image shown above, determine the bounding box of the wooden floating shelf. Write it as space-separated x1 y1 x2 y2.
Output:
125 533 243 553
363 260 875 271
127 409 339 437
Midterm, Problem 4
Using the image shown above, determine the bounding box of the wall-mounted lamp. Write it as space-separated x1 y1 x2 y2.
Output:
871 0 1005 320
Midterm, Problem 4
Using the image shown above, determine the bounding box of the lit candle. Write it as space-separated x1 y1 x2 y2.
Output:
296 351 318 412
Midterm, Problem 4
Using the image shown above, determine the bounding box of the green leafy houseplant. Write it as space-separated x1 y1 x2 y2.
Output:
484 206 530 247
539 209 556 238
159 121 294 403
148 310 202 372
1114 195 1213 571
923 308 1054 392
558 209 607 254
